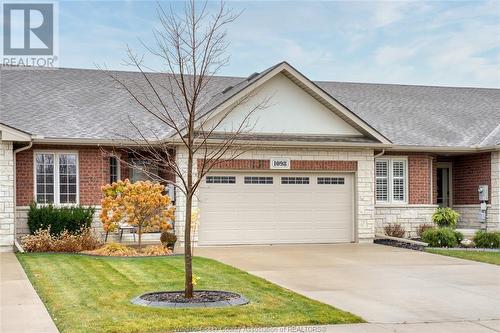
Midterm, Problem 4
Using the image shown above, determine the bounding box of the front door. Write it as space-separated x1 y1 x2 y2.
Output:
437 163 452 207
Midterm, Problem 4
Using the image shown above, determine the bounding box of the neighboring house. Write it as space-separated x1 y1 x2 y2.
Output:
0 62 499 251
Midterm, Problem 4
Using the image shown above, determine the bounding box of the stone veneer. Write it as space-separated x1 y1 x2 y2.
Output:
454 205 490 229
374 205 438 238
0 142 15 251
489 151 500 231
175 147 376 244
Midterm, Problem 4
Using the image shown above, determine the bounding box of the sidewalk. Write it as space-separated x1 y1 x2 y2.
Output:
0 253 58 333
198 321 500 333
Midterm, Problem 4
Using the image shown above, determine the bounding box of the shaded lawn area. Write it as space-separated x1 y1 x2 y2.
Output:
17 254 363 333
426 249 500 265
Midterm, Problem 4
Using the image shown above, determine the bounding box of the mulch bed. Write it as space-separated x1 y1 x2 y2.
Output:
142 290 241 303
374 239 425 251
132 290 249 308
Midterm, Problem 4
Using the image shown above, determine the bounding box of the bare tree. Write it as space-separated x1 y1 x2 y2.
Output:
101 0 269 298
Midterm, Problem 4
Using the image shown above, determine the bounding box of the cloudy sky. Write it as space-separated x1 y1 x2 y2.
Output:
58 1 500 88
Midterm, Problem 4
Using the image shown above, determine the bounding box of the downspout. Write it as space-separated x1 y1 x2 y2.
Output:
374 149 385 158
13 141 33 247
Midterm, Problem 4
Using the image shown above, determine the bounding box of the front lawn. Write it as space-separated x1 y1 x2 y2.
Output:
17 254 362 333
426 249 500 265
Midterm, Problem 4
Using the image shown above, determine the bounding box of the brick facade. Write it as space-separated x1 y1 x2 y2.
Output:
11 144 498 242
205 159 357 171
15 148 33 206
16 146 111 206
383 152 434 205
452 153 491 205
408 154 433 204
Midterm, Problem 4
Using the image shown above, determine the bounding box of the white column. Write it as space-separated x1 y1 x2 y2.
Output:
490 151 500 230
0 142 15 251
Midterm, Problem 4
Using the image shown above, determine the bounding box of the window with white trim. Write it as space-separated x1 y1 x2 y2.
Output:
109 156 120 184
130 159 158 183
35 152 78 205
375 158 407 204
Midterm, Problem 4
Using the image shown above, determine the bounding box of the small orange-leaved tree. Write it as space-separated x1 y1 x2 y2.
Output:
100 179 175 251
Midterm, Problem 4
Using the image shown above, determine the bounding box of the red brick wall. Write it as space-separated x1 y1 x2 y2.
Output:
383 152 434 204
16 146 110 206
16 145 176 206
203 159 357 171
16 149 33 206
79 148 109 205
408 154 433 204
452 153 491 204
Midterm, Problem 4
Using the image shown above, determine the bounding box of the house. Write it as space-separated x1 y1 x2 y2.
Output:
1 62 499 251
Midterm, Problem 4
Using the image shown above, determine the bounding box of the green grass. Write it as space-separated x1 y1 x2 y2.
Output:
17 254 363 333
426 249 500 265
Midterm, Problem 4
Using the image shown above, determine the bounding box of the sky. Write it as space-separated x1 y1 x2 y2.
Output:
55 0 500 88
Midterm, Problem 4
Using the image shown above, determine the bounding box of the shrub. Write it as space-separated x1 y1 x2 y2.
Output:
454 230 464 244
432 207 460 228
84 242 137 256
417 224 435 238
383 223 406 238
100 180 175 251
21 227 101 252
160 231 178 249
28 203 95 236
422 227 458 247
473 231 500 249
144 245 173 256
83 243 173 257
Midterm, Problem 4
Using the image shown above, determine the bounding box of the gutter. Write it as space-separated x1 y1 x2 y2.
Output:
13 141 33 246
31 136 500 152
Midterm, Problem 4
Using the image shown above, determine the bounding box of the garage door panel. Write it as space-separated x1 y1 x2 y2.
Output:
198 172 354 245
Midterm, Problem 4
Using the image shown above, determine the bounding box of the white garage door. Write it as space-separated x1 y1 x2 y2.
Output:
198 172 354 245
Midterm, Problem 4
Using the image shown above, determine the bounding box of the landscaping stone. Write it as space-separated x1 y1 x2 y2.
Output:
374 238 425 251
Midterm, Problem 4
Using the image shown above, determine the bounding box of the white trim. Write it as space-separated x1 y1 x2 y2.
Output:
0 123 31 142
375 204 439 208
28 137 500 152
33 150 80 205
375 156 409 205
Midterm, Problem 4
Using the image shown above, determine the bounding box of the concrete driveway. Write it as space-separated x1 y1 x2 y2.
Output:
196 244 500 324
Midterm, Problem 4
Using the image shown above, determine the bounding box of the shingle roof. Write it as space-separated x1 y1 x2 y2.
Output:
316 81 500 147
1 65 499 147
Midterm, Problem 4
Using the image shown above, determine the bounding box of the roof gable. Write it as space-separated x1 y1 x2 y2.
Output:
202 73 362 137
195 62 390 144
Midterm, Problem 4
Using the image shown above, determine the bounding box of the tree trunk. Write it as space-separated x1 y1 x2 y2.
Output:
138 224 142 252
184 144 194 298
184 193 193 298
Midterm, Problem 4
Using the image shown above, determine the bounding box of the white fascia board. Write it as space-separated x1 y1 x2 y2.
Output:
0 124 31 142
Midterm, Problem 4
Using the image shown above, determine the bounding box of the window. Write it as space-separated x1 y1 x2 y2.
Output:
244 176 273 184
317 177 345 185
206 176 236 184
375 158 407 204
130 159 158 183
281 177 309 184
35 152 78 205
109 156 120 184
